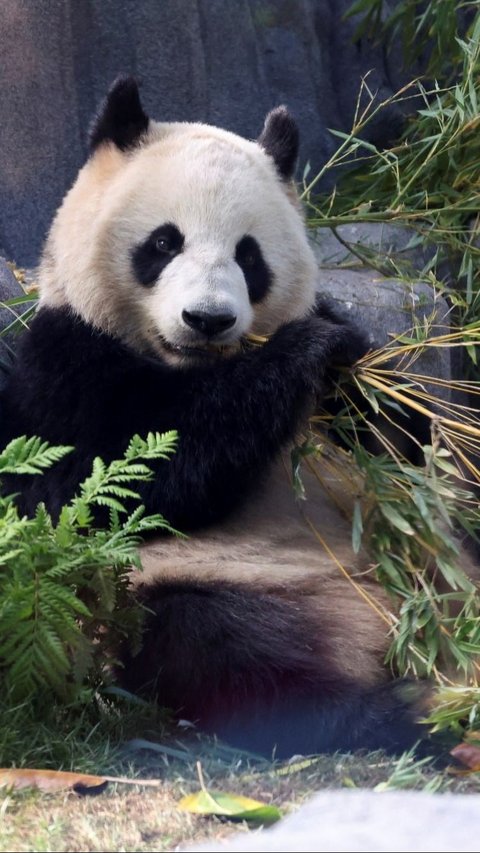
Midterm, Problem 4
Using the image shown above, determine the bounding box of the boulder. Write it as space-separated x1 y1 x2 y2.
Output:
315 267 452 400
310 223 435 272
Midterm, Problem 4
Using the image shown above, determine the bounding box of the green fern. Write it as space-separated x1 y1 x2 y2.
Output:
66 430 178 525
0 435 73 475
125 430 178 461
0 431 178 703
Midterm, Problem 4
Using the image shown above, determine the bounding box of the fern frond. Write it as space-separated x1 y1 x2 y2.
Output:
41 580 91 618
106 506 179 540
92 495 133 513
96 486 142 500
90 568 117 614
125 430 178 461
131 513 179 536
0 548 22 565
0 436 73 475
0 620 34 658
37 622 71 673
0 430 179 702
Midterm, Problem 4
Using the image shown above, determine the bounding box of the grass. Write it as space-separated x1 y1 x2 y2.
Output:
1 744 480 852
1 691 479 851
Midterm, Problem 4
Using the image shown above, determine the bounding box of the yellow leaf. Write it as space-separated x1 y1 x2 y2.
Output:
179 790 281 824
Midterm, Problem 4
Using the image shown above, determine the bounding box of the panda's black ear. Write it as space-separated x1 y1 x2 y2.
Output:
257 106 299 180
88 75 149 153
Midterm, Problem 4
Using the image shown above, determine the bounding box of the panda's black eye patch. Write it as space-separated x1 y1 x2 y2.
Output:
132 223 184 287
235 235 272 303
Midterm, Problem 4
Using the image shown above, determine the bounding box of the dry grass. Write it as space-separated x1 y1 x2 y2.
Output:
0 786 249 853
1 748 480 853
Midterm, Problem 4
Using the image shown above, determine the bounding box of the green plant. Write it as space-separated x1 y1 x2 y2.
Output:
305 10 480 326
2 3 479 748
299 6 480 735
345 0 477 81
0 431 177 704
308 384 480 675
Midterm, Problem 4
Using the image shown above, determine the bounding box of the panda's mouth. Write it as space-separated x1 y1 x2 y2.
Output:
159 336 238 360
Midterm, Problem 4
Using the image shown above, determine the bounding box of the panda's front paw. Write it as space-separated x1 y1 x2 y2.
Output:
313 296 370 364
270 315 370 364
313 293 349 325
328 321 370 367
265 316 369 389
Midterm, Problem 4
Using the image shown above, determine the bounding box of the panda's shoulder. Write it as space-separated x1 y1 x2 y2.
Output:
27 306 109 348
20 307 127 372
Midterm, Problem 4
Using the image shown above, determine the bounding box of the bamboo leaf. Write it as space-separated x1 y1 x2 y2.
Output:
379 503 415 535
352 500 363 553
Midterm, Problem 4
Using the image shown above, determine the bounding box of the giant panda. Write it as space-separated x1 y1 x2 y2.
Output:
0 76 438 758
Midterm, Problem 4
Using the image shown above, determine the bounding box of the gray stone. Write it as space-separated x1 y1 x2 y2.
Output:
183 789 480 852
0 257 37 321
0 258 37 387
315 267 450 347
0 257 23 304
0 0 421 266
0 257 35 338
309 223 435 272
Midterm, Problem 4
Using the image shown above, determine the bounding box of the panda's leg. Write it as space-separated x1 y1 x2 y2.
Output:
211 681 432 760
119 577 435 759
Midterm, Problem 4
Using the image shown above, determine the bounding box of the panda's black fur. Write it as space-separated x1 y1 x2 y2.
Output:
122 579 426 758
1 303 365 527
0 77 437 759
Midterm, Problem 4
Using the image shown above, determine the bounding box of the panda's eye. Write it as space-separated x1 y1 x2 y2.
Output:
132 223 185 287
155 236 172 254
235 236 260 269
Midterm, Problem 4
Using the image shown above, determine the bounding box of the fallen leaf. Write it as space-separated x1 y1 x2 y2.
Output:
450 742 480 772
179 790 281 825
0 768 161 795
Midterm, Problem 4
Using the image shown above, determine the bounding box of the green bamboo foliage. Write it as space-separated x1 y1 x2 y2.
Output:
306 10 480 326
301 5 480 735
345 0 477 81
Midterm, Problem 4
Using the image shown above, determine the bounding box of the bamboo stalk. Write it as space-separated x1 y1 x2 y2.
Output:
359 372 480 438
304 515 392 626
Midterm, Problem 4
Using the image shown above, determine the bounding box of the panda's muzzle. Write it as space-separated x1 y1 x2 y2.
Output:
182 309 236 338
158 309 239 362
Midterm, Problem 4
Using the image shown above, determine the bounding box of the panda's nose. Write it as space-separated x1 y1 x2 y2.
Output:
182 309 236 338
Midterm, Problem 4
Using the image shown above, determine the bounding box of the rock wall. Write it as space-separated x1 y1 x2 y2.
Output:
0 0 412 265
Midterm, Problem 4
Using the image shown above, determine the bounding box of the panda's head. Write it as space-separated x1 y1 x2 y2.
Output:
39 76 318 365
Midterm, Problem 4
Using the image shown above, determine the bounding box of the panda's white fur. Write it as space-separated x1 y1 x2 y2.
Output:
1 76 455 757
